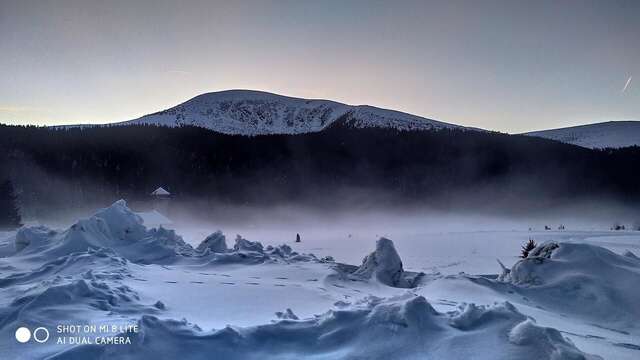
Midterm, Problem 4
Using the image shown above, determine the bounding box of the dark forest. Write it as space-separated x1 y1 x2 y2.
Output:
1 123 639 219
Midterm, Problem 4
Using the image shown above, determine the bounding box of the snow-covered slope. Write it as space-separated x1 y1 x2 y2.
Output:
118 90 465 135
1 201 612 359
524 121 640 149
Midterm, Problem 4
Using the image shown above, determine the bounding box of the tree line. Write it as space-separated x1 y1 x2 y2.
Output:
1 123 639 222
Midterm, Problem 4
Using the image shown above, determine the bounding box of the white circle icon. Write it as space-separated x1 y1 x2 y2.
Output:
33 327 50 343
15 327 31 343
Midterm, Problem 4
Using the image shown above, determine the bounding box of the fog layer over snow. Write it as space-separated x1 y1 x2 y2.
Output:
1 201 639 359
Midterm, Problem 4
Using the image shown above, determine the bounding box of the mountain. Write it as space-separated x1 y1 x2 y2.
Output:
118 90 469 135
524 121 640 149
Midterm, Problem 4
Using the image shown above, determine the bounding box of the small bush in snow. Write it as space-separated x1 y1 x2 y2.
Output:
520 238 537 258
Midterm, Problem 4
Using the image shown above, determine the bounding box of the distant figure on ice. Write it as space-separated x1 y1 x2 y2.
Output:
296 233 301 243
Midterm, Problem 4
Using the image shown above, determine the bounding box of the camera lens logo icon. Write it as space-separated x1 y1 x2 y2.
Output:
15 327 31 343
15 327 49 343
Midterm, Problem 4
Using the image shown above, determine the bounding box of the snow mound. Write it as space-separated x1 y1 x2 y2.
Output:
195 233 319 265
623 250 639 260
509 319 591 360
10 203 320 269
0 275 161 341
449 301 524 330
14 226 57 253
195 230 227 253
52 294 597 360
0 247 129 288
233 234 264 253
12 200 194 263
497 241 640 327
10 279 138 313
350 237 424 287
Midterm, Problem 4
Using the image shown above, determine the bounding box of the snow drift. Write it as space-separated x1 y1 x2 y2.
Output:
12 200 192 264
8 200 320 266
495 241 640 329
3 203 632 359
196 233 322 265
50 294 597 360
333 237 424 288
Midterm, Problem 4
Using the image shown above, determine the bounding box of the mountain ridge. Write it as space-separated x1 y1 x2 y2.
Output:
524 120 640 149
116 90 473 135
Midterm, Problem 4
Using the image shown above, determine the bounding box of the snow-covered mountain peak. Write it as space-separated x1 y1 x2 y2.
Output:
524 121 640 149
120 90 465 135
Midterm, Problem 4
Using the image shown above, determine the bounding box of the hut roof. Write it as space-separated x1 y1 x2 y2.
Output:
151 187 171 196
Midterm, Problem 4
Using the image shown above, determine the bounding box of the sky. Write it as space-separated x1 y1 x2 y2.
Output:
0 0 638 133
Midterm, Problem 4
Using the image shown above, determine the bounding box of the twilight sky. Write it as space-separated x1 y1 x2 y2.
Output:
1 0 638 133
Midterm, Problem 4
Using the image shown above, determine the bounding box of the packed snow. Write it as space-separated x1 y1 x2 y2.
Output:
525 120 640 149
1 201 639 359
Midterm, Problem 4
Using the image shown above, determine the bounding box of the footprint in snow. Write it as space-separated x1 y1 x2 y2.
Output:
591 324 630 335
190 281 204 284
249 276 261 279
306 279 318 282
274 284 286 287
164 281 178 284
221 282 235 285
133 278 147 282
562 331 606 341
437 299 458 305
245 282 260 285
275 277 288 280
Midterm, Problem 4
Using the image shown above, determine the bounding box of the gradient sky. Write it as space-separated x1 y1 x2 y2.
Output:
1 0 638 133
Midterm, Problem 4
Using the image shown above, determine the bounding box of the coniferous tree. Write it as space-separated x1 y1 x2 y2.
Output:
0 180 22 229
520 238 537 258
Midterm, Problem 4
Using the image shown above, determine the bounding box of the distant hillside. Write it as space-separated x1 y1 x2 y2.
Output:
524 121 640 149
